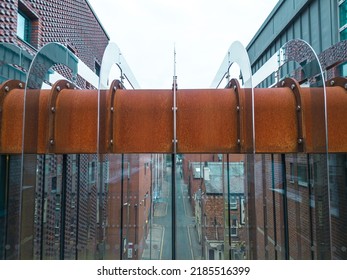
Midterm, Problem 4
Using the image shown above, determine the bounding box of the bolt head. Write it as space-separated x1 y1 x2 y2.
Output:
291 84 296 90
4 86 9 92
330 80 335 86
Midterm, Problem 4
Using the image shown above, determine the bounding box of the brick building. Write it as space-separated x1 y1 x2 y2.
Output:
0 0 110 260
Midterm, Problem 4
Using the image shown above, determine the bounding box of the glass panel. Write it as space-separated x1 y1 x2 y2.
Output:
340 28 347 41
328 154 347 259
75 153 169 260
210 41 254 260
0 43 32 260
20 43 98 260
252 39 331 259
101 154 172 260
175 154 247 260
97 42 172 260
17 12 30 43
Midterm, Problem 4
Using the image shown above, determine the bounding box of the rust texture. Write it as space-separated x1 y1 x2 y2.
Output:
177 88 238 153
113 89 173 153
0 78 346 154
326 77 347 153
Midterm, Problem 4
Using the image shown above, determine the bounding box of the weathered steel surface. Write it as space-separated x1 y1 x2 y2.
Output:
0 79 346 154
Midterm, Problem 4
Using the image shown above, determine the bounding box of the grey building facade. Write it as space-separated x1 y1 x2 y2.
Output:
247 0 341 75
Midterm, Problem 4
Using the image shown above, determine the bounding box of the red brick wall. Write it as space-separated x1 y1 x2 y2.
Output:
0 0 109 74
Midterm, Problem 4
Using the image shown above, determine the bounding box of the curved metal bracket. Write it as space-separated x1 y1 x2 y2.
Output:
326 77 347 89
277 78 305 152
48 79 77 153
227 79 242 151
107 79 123 152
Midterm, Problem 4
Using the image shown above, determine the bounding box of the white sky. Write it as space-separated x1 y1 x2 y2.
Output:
87 0 279 89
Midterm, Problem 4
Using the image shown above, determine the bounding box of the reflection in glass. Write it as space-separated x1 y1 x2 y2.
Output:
174 154 247 260
0 43 32 259
250 39 334 259
101 154 172 260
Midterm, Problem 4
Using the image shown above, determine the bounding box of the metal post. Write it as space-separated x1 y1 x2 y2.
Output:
171 47 177 260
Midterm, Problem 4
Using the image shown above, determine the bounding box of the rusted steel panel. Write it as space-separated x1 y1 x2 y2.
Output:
177 89 238 153
1 79 347 154
300 87 327 153
254 87 299 153
326 86 347 153
53 88 98 154
0 88 24 154
113 89 173 153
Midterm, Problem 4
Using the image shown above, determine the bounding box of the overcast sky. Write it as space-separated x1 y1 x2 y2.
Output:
87 0 279 89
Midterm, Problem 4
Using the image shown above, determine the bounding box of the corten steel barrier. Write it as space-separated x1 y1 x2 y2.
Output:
0 77 346 155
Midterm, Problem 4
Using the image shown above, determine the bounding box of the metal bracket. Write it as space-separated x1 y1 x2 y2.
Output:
0 80 24 150
172 76 178 154
277 78 305 152
108 79 123 152
48 79 76 153
326 77 347 89
227 78 242 151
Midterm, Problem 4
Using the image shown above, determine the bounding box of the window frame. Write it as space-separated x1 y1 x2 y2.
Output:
297 164 308 187
229 195 238 210
230 216 238 237
17 10 31 44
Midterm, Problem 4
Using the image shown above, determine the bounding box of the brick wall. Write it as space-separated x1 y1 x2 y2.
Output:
0 0 109 75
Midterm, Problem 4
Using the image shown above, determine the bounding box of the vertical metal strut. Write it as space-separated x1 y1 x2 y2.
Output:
171 46 177 260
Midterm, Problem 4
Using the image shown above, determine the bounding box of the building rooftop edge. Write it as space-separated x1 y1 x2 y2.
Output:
85 0 111 41
246 0 284 51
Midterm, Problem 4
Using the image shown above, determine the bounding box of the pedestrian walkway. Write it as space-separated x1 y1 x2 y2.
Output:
141 224 164 260
154 202 167 217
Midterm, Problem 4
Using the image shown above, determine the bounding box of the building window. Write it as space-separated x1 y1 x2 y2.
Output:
240 198 246 224
51 177 57 192
229 196 237 210
339 0 347 28
89 161 96 183
95 61 101 77
289 162 295 183
17 11 31 43
298 164 308 187
230 216 238 237
208 249 215 260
